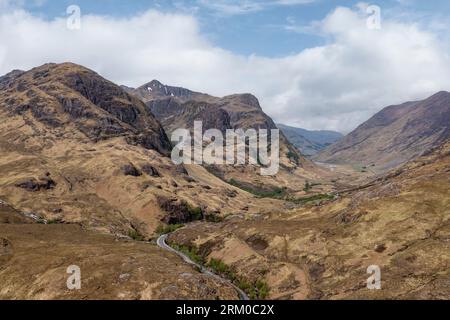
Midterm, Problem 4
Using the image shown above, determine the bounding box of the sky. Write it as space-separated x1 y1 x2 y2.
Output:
0 0 450 133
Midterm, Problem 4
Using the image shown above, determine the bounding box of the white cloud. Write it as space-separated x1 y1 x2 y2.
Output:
0 5 449 133
197 0 315 15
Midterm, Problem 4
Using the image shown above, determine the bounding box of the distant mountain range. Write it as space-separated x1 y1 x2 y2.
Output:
277 124 343 156
315 91 450 171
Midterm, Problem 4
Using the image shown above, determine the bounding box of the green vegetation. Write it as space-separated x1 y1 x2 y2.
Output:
304 180 322 192
287 193 335 205
208 258 233 276
352 163 370 173
254 279 270 300
36 218 62 224
46 218 62 224
287 150 300 165
166 245 271 300
169 243 205 265
228 179 287 199
156 224 184 235
205 214 224 223
208 258 270 300
304 181 312 192
187 204 203 221
128 229 145 241
228 178 333 206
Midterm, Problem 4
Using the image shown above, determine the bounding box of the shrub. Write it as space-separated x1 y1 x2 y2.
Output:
208 258 270 300
228 179 287 199
255 280 270 299
208 258 232 275
304 181 311 192
170 243 205 265
47 218 62 224
187 204 203 221
128 229 145 241
205 214 223 223
287 193 335 205
156 224 184 235
287 150 300 164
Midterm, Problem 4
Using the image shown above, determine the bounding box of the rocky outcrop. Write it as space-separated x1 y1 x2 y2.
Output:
15 177 56 192
158 197 204 224
122 163 142 177
0 63 171 155
141 164 161 177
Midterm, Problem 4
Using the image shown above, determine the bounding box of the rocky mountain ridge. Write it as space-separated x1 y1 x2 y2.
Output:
315 91 450 171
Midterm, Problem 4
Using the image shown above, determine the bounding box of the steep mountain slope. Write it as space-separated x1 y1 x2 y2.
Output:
278 124 343 156
0 63 171 155
0 63 293 299
170 138 450 299
315 91 450 171
0 63 282 237
129 80 331 196
0 202 239 300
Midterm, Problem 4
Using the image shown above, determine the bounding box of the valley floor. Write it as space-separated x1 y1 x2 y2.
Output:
167 143 450 299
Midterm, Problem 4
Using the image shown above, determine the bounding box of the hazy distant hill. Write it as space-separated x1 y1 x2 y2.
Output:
277 124 343 156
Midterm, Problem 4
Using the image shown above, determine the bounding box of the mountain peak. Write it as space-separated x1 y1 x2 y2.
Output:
135 80 205 102
0 69 25 88
0 62 171 155
428 90 450 100
222 93 262 110
143 79 164 89
433 90 449 95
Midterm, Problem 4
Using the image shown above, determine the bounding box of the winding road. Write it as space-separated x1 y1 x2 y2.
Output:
157 233 250 301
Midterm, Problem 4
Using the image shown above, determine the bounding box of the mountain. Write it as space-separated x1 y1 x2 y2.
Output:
0 69 25 87
131 80 289 138
0 63 171 155
277 124 343 156
1 63 448 300
130 80 211 103
128 80 331 196
169 136 450 300
0 63 282 235
315 91 450 171
0 62 291 299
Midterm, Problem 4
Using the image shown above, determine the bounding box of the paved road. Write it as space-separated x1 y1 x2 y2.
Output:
157 234 250 301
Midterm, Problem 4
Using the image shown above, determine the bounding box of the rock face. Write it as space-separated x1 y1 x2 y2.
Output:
15 176 56 191
129 79 296 150
315 91 450 171
0 63 280 239
128 80 328 195
131 80 210 102
0 63 290 300
137 83 282 136
0 63 171 155
158 197 203 224
277 124 343 156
